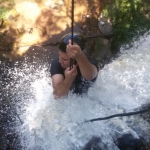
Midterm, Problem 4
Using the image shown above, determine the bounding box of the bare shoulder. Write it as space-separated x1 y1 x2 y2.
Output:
51 74 64 88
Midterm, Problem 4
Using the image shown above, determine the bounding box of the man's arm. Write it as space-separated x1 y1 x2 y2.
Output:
76 52 98 80
52 65 77 98
66 40 98 80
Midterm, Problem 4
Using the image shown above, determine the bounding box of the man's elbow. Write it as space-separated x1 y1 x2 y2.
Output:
85 71 98 81
53 89 67 99
53 90 61 99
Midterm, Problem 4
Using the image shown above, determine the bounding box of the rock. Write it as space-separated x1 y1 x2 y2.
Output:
117 133 145 150
98 17 113 34
86 37 111 61
146 12 150 19
82 136 109 150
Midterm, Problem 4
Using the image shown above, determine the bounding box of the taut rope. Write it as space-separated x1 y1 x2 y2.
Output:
84 107 150 123
70 0 75 70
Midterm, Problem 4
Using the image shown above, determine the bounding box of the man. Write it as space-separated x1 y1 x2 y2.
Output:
50 33 98 98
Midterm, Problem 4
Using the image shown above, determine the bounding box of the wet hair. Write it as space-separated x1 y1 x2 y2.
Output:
58 32 86 53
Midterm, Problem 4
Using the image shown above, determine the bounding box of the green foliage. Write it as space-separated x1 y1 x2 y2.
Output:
0 0 14 19
101 0 150 52
0 0 14 3
0 7 11 19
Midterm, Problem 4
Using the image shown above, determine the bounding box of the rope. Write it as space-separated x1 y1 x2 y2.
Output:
70 0 75 70
84 108 150 123
71 0 74 43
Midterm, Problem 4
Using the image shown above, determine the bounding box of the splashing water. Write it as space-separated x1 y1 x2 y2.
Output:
1 32 150 149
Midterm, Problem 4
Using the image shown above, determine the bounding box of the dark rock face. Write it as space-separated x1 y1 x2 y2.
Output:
140 103 150 124
82 137 106 150
0 98 21 150
82 134 149 150
81 103 150 150
116 134 145 150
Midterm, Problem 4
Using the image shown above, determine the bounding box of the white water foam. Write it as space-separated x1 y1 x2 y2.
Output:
13 32 150 149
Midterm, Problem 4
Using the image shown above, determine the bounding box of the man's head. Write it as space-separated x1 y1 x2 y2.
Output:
58 32 86 69
58 32 86 53
58 50 70 69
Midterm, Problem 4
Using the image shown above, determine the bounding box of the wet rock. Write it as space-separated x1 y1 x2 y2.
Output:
37 26 47 36
82 137 108 150
86 37 111 62
81 13 100 36
98 17 113 34
116 133 145 150
146 12 150 19
139 103 150 123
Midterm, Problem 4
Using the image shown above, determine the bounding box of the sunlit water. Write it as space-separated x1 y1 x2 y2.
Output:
1 32 150 149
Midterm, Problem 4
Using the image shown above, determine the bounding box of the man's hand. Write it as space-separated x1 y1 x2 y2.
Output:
67 39 98 81
64 65 77 82
52 65 77 98
66 39 82 60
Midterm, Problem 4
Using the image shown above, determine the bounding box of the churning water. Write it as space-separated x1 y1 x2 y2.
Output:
1 32 150 149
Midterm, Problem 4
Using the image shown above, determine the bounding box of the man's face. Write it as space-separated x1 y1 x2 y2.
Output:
58 50 70 69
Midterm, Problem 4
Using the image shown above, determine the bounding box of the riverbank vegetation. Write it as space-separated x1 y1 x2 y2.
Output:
0 0 15 40
101 0 150 53
0 0 14 20
0 0 150 57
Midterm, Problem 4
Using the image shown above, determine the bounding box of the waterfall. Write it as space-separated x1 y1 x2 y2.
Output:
1 32 150 149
